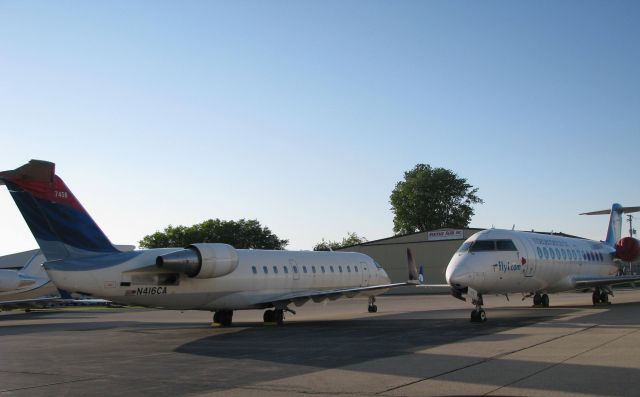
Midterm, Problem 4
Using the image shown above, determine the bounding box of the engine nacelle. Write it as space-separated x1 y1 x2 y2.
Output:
615 237 640 262
155 243 239 278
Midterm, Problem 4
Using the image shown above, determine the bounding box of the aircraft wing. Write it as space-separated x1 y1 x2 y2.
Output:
0 296 60 310
573 275 640 289
252 282 415 308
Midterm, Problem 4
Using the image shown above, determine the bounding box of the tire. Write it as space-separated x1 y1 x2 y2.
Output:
479 309 487 322
263 310 274 323
533 294 542 306
541 294 550 308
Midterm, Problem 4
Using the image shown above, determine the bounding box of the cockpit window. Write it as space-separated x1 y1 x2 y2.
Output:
456 242 472 253
496 240 517 251
469 239 518 252
374 261 382 269
470 240 495 252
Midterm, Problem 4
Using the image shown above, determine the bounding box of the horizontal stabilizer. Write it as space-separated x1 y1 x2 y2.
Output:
581 206 640 215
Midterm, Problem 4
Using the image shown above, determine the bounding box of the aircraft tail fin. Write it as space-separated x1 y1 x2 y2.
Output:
407 248 424 284
0 160 120 261
580 203 640 247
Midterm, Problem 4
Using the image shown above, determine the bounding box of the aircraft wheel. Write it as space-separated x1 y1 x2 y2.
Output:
368 305 378 313
541 294 550 308
213 311 220 324
478 309 487 322
600 291 609 304
220 310 233 326
533 293 542 306
263 310 275 323
275 309 284 325
592 292 601 305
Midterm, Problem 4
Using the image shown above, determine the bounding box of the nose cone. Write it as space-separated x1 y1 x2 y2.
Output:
445 255 469 287
379 268 391 284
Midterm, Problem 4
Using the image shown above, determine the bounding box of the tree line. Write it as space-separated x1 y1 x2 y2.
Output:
139 164 483 250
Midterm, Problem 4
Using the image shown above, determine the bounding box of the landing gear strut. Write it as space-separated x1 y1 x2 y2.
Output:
533 293 550 308
368 296 378 313
470 293 486 322
592 287 611 305
213 310 233 326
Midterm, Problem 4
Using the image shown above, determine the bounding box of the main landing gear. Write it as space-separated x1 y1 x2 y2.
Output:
263 307 295 325
368 296 378 313
533 293 550 308
213 310 234 326
592 287 611 305
470 293 486 323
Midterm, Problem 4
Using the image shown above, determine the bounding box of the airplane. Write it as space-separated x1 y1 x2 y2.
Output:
0 250 59 311
446 203 640 322
0 160 419 325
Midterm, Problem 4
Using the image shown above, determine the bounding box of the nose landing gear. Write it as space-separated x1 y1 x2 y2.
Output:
470 293 486 322
367 296 378 313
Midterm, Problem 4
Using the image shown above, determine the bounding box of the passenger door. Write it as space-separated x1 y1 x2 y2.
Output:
361 262 370 287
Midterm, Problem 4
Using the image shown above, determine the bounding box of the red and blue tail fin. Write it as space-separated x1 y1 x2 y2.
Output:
0 160 120 261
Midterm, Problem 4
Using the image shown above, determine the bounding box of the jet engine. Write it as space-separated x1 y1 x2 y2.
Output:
615 237 640 262
155 243 239 278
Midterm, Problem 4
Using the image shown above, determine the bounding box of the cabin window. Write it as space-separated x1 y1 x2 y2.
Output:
284 266 289 274
598 252 604 261
550 248 555 260
273 266 278 274
561 249 566 260
339 265 343 273
354 266 359 272
347 265 351 273
470 240 495 252
571 250 576 260
263 266 268 274
303 266 308 273
555 249 561 261
252 266 257 274
537 247 543 258
293 265 299 273
312 266 316 273
330 265 335 272
543 247 549 259
496 240 517 251
321 266 326 273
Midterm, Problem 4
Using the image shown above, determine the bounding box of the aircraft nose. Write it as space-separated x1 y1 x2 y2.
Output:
445 256 469 287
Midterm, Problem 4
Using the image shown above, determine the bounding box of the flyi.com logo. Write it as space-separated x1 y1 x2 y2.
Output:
492 261 522 273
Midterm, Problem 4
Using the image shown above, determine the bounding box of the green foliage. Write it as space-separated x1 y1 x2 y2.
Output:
390 164 483 234
139 219 288 249
313 232 368 251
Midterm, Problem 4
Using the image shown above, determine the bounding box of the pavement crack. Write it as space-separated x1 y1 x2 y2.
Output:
1 376 102 392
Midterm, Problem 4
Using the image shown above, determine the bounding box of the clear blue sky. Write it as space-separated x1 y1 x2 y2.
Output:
1 1 639 255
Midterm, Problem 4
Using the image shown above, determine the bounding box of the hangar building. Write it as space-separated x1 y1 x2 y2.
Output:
339 228 483 294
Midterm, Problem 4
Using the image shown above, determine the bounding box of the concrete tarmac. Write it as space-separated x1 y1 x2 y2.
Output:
2 290 640 396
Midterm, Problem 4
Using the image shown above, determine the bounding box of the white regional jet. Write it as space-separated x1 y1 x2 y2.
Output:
0 250 59 310
0 160 419 326
446 204 640 322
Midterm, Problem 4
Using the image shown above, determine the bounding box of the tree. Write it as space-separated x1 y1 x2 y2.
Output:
390 164 483 234
139 219 288 249
313 232 368 251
